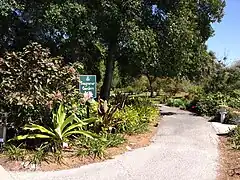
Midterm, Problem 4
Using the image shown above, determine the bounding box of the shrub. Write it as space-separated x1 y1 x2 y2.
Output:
0 42 84 132
132 75 149 93
193 92 240 116
126 96 152 107
225 110 240 124
229 126 240 150
124 86 135 94
166 98 188 109
114 101 158 134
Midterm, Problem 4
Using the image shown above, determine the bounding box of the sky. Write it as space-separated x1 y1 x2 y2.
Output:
207 0 240 65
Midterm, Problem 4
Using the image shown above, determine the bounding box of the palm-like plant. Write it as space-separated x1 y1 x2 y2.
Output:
10 104 99 150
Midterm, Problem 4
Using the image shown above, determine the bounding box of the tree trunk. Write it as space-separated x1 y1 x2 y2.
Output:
146 75 155 98
100 46 116 100
149 80 154 98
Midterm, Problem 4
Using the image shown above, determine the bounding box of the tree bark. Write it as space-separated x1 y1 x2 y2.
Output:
146 75 156 98
100 45 116 100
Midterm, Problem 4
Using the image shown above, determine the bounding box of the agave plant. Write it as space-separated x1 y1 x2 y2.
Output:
10 104 99 150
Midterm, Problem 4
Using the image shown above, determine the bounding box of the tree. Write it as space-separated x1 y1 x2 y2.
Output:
0 0 226 100
118 22 160 97
119 0 225 95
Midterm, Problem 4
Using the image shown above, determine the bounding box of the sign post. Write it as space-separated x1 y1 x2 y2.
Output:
79 75 97 99
0 112 7 149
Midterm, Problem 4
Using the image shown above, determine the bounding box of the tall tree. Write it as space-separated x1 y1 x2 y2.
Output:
0 0 226 100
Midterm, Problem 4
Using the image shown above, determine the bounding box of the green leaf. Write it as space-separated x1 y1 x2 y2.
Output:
57 104 66 126
82 117 98 124
9 134 51 141
24 124 55 137
62 123 86 136
60 114 75 132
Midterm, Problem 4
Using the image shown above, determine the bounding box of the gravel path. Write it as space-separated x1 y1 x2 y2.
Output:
9 106 219 180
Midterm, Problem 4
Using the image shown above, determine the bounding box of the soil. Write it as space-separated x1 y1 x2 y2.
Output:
218 136 240 180
0 122 159 172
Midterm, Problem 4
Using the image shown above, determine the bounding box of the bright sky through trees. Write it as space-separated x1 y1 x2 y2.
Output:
207 0 240 65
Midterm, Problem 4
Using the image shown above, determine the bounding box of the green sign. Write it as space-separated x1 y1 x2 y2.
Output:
79 75 97 98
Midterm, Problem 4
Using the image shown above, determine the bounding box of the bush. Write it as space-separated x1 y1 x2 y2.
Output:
114 99 159 134
192 92 240 116
225 110 240 124
0 42 83 132
132 75 149 94
229 126 240 150
166 98 188 109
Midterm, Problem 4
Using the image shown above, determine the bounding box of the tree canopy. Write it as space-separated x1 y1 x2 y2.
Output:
0 0 226 99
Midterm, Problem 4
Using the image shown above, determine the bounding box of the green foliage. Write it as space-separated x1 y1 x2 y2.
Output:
204 64 240 94
185 84 204 100
114 98 159 134
194 92 240 116
4 144 26 161
75 133 125 159
166 98 188 110
194 92 226 116
0 43 84 129
225 110 240 124
0 0 226 100
154 78 183 97
28 144 49 166
97 100 120 132
122 86 135 94
131 76 149 94
10 104 99 151
229 126 240 150
102 133 126 148
0 0 227 162
51 150 64 164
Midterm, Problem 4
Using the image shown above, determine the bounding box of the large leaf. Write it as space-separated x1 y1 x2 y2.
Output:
61 114 76 132
24 124 55 137
57 104 66 127
82 117 99 124
54 127 63 140
8 134 51 141
62 123 86 136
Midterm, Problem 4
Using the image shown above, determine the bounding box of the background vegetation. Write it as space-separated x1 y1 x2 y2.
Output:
2 0 240 168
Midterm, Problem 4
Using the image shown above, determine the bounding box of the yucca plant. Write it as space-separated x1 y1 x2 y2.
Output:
10 104 99 151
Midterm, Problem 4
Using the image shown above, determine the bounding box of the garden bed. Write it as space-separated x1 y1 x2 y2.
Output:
218 136 240 180
0 122 159 172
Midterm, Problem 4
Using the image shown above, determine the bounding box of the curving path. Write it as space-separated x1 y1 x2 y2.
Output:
9 106 219 180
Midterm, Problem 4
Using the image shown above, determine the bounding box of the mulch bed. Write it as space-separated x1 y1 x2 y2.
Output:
218 136 240 180
0 122 159 172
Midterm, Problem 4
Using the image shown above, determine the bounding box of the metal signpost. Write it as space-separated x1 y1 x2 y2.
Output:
79 75 97 98
0 112 7 149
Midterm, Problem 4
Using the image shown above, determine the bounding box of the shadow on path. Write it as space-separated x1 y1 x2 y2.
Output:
160 112 177 116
